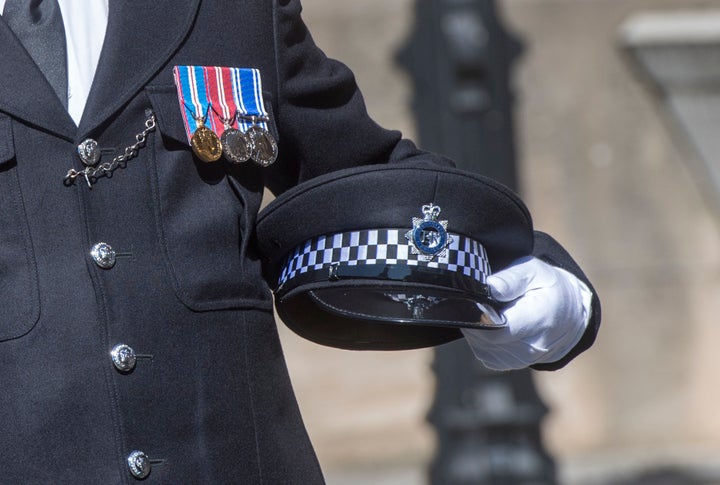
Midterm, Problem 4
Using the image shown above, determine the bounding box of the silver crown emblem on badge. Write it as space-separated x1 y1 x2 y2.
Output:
405 203 453 261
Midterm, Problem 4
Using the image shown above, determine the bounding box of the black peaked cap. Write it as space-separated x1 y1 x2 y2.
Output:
256 163 534 350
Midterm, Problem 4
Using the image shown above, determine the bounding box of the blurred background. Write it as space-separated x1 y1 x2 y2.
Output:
276 0 720 483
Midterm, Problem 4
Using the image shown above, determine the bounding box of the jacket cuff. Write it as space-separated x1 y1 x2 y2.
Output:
529 231 601 371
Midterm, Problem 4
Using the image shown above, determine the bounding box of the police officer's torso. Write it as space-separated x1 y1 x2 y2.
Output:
0 2 324 483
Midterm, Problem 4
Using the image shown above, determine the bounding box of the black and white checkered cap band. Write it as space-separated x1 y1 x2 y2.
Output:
278 229 491 288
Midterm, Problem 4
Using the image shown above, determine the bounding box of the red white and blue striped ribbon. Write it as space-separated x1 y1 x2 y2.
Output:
173 65 213 143
173 66 270 144
206 66 236 134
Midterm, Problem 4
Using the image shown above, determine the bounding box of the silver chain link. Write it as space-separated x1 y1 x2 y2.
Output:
64 112 157 188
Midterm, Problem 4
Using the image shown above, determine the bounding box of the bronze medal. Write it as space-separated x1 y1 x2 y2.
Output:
246 125 278 167
190 125 222 163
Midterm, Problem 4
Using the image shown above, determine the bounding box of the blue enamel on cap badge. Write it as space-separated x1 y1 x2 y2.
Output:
405 203 454 260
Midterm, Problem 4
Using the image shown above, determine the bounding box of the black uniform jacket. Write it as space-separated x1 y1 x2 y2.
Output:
0 0 600 483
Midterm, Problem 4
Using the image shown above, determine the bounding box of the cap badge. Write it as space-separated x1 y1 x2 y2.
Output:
406 203 453 261
385 293 444 319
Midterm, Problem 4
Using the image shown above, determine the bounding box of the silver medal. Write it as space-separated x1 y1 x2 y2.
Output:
222 128 251 163
246 125 278 167
218 111 251 164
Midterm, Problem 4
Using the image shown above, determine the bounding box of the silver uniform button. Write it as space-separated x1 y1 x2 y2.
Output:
111 344 137 372
91 242 116 269
127 450 151 479
77 138 101 166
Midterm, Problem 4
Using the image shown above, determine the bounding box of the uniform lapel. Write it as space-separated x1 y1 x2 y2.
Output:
77 0 201 137
0 16 76 140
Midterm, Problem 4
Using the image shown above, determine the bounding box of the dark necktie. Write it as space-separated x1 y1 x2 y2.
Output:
4 0 68 108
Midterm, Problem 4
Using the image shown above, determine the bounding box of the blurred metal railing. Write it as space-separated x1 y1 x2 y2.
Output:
397 1 556 483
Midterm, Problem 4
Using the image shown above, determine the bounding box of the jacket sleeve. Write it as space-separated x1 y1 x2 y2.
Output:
529 231 601 370
266 0 453 195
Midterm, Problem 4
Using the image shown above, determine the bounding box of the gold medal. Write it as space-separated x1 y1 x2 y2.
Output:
187 104 222 163
191 125 222 163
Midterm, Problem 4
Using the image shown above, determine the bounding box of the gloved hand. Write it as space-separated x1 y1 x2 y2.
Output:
461 256 592 371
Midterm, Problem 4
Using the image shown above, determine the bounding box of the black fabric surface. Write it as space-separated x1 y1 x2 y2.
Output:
3 0 68 108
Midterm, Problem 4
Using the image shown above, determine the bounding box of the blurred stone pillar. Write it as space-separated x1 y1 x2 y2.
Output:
621 10 720 217
397 1 556 483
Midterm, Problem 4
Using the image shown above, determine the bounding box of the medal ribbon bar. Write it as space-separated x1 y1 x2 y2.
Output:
173 65 271 143
173 65 218 143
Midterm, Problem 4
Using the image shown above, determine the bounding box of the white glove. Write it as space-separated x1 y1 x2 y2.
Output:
461 256 592 371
